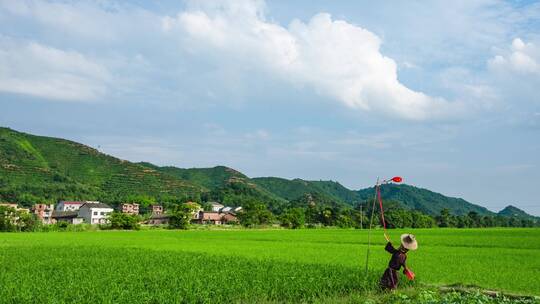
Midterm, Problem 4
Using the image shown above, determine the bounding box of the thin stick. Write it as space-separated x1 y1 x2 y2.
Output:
360 205 362 230
364 177 379 278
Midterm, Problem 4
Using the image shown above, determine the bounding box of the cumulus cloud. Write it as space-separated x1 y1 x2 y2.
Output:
0 38 111 101
488 38 540 74
163 0 462 121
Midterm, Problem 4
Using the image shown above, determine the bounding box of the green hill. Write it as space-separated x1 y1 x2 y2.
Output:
356 184 494 216
139 165 247 190
498 205 539 221
309 180 362 204
0 127 202 205
2 126 537 219
252 177 334 201
139 164 287 210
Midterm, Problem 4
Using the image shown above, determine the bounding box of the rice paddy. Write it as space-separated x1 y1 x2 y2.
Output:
0 228 538 303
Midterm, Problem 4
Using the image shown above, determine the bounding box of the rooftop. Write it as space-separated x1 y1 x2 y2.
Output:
80 202 112 209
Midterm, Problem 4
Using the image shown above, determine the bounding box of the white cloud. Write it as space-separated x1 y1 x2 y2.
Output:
164 0 462 121
0 38 111 101
488 38 540 74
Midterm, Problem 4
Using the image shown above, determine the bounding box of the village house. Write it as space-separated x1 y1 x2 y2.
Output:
121 203 139 215
220 206 233 213
193 211 239 225
78 202 113 224
56 201 85 211
150 205 163 215
32 204 54 224
52 211 84 225
145 214 170 225
209 202 224 212
200 211 223 224
222 213 239 224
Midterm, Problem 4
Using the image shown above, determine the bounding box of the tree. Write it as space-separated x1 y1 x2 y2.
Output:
17 212 41 232
109 212 140 230
169 202 200 229
280 208 305 229
0 205 17 232
0 206 41 232
237 201 275 227
411 211 435 228
436 208 456 227
467 211 483 228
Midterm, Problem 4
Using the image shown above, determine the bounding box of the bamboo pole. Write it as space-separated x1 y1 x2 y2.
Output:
364 177 379 278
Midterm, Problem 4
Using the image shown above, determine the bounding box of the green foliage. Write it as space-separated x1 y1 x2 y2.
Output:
357 184 495 216
168 202 200 229
0 205 18 232
0 206 41 232
279 207 306 229
386 289 538 304
434 209 537 228
145 165 247 190
109 212 141 230
252 177 353 205
237 201 275 227
1 127 537 228
0 127 203 207
498 205 539 221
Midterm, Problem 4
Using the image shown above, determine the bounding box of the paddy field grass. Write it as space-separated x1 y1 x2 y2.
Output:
0 228 538 303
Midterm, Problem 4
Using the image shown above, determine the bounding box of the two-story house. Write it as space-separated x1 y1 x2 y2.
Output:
32 204 54 224
78 202 113 224
150 205 163 215
121 203 139 215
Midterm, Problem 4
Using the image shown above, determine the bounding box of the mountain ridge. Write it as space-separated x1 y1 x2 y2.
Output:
1 126 537 219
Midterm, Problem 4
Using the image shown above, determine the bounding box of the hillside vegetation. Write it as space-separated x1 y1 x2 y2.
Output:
0 127 537 221
0 127 202 205
357 184 494 216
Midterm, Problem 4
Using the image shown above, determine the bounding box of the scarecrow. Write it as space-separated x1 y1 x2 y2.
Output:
363 176 417 290
379 233 417 290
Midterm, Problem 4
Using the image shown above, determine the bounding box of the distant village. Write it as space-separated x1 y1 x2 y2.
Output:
0 201 242 226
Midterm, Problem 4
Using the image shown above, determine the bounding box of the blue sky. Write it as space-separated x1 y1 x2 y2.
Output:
1 0 539 215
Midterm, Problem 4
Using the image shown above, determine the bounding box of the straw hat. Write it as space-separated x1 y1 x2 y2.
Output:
400 234 418 250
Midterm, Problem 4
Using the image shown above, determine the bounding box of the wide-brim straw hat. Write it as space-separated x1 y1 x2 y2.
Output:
400 234 418 250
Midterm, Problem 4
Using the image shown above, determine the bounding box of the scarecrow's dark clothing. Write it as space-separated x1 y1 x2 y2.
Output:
379 242 407 290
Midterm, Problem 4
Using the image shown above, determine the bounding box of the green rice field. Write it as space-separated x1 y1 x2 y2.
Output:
0 228 539 303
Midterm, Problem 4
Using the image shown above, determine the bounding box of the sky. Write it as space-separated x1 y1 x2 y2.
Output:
0 0 539 215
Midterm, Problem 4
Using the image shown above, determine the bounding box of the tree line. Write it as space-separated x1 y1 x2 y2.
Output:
236 199 539 229
2 198 537 232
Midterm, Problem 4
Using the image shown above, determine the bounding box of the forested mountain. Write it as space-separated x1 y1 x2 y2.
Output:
138 164 286 211
1 126 537 220
498 205 539 221
251 178 362 205
0 127 202 205
356 184 494 216
139 164 246 190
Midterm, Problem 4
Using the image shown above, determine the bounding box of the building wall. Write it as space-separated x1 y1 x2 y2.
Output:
151 205 163 215
33 204 55 224
121 203 140 215
72 218 84 225
79 207 113 224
